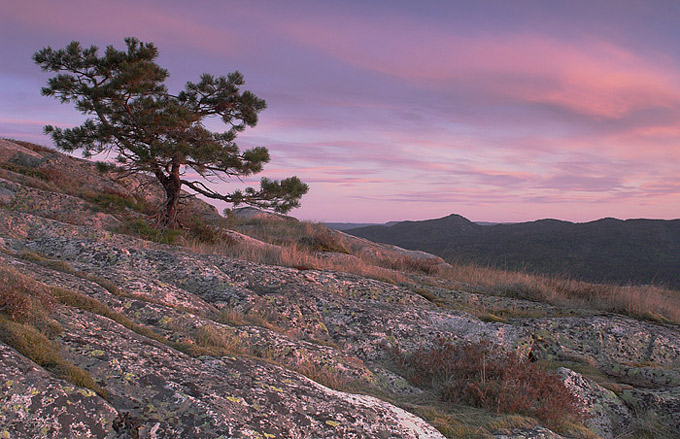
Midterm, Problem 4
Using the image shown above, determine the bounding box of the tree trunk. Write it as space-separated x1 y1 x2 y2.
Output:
155 163 182 227
162 181 180 226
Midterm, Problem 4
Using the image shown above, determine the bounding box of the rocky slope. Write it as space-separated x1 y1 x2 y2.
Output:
0 138 679 439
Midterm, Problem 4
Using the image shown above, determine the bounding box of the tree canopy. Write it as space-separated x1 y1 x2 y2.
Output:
34 37 308 225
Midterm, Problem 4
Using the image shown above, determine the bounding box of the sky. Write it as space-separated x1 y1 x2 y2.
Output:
1 0 680 223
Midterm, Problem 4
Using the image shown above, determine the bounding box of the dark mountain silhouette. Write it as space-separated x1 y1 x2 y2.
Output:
346 214 680 288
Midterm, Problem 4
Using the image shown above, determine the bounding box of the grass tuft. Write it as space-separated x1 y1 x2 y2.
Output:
0 316 106 398
49 286 165 344
0 265 55 329
120 218 182 244
86 188 146 213
618 410 677 439
194 324 242 356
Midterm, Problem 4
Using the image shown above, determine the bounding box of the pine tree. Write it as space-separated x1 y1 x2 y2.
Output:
34 37 308 225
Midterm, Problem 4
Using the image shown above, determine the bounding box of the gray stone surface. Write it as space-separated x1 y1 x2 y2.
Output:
1 139 679 439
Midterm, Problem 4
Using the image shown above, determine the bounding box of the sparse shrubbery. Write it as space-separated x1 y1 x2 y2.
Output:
183 218 227 245
88 187 147 213
120 218 183 244
94 161 117 173
0 161 46 180
38 167 83 193
0 265 54 324
395 339 585 430
0 266 105 398
229 216 349 254
183 221 409 284
121 216 238 247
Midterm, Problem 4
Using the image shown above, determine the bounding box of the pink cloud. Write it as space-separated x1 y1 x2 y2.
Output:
1 0 249 58
3 1 678 222
274 11 680 120
0 118 70 128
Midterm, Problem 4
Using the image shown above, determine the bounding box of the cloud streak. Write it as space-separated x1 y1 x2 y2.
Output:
1 0 678 222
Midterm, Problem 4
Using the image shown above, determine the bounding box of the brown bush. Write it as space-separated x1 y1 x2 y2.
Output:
396 339 585 429
387 255 442 275
0 266 53 323
38 167 82 192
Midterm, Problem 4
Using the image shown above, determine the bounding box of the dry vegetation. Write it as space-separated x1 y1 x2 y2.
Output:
0 266 106 398
394 339 585 432
183 215 680 326
183 221 410 285
2 139 679 438
438 264 680 324
227 216 350 254
7 138 676 327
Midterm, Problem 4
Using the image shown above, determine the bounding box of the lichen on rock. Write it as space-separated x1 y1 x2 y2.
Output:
1 139 679 439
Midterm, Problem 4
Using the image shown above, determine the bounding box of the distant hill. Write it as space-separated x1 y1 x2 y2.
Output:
327 220 501 231
347 214 680 288
324 222 381 231
325 221 402 230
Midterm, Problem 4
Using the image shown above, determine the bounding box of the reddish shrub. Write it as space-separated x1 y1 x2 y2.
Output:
396 339 584 428
0 285 31 320
0 266 53 323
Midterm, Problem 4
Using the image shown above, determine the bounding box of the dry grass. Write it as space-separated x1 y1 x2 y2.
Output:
216 307 287 333
228 217 349 253
617 410 678 439
194 324 243 356
49 286 166 344
188 235 408 285
3 138 54 154
187 216 680 325
393 397 592 439
0 265 54 324
410 403 538 439
364 253 444 275
411 404 496 439
20 250 76 273
439 264 680 324
0 266 106 398
0 316 106 398
293 358 354 391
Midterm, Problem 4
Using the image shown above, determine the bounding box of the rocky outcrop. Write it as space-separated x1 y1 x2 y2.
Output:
0 139 679 438
558 368 632 438
0 342 118 439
